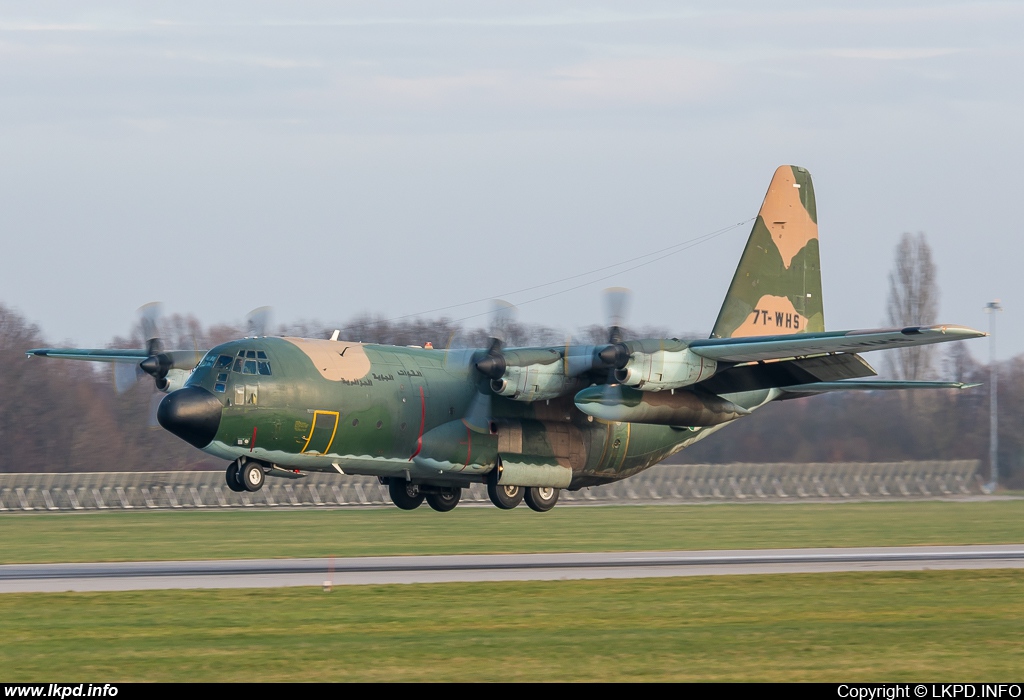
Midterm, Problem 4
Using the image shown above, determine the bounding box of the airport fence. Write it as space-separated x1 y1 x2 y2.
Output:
0 461 983 512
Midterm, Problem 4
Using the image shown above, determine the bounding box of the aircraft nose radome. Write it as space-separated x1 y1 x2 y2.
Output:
157 386 222 449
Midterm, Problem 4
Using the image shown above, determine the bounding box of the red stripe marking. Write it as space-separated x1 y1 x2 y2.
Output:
250 426 257 452
409 386 426 460
464 424 472 467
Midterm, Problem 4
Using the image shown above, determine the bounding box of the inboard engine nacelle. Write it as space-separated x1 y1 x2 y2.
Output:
615 342 717 392
489 349 580 402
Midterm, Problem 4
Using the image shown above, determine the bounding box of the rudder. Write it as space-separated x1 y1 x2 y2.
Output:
711 165 823 339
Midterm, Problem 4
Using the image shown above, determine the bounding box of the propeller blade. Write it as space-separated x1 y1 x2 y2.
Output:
564 345 599 377
113 361 144 394
489 299 516 347
462 389 493 434
246 307 273 337
604 287 631 344
147 392 163 428
139 302 164 357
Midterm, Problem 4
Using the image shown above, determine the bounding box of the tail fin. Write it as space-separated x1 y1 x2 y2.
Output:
711 165 824 339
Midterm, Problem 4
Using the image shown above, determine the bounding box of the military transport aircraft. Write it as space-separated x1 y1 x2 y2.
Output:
27 166 984 513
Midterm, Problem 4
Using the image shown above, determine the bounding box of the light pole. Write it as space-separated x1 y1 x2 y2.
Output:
985 300 1002 492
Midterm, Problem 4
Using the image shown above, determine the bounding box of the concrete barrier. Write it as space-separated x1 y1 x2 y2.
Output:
0 461 982 512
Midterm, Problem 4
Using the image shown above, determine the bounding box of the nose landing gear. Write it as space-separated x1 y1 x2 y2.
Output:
225 458 267 492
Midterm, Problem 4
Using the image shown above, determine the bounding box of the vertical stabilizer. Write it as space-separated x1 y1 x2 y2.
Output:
711 165 823 339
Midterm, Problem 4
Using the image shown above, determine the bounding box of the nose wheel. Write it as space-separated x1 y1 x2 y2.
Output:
225 461 245 492
240 461 266 491
226 459 265 492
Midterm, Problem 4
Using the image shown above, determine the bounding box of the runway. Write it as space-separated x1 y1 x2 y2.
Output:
2 544 1023 592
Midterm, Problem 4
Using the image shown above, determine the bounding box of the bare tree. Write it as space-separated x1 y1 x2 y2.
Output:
884 232 939 379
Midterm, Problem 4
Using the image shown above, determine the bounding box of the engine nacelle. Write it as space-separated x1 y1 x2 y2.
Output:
157 368 191 394
491 362 579 402
615 347 717 391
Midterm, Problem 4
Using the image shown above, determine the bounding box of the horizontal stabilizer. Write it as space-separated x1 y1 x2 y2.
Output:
779 380 980 396
689 325 984 363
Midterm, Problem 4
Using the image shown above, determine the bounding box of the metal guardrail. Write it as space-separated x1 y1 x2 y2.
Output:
0 461 982 512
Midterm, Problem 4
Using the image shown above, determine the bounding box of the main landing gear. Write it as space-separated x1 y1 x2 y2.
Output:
485 467 558 512
524 486 559 512
386 479 463 512
226 458 266 492
486 467 524 509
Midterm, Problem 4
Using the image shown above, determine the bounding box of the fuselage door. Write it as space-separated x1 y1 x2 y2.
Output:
301 410 340 455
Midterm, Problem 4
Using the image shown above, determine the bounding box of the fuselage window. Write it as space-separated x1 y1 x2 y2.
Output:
243 360 258 374
217 373 228 382
233 358 243 373
215 355 233 369
214 382 226 393
257 361 272 376
246 350 257 359
256 351 267 360
198 354 216 369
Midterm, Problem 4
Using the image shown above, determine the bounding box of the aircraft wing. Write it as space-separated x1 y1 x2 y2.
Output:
688 325 984 363
778 380 979 396
27 348 151 363
26 348 207 366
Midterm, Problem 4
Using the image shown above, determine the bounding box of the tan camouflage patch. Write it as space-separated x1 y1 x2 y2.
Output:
759 166 818 269
730 295 809 337
283 337 372 381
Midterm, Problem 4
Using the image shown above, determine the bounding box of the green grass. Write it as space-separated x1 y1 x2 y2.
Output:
0 500 1021 564
2 570 1023 681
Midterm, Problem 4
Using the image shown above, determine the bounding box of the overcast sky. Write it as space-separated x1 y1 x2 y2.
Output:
1 1 1021 364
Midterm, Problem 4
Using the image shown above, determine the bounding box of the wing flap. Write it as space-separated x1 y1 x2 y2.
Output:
689 325 984 363
697 352 876 394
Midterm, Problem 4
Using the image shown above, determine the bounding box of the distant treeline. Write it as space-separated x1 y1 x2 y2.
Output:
1 303 1017 486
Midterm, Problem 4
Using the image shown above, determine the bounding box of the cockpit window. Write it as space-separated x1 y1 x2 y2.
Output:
197 354 217 369
227 349 273 375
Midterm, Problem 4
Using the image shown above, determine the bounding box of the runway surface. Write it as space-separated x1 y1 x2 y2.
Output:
2 545 1023 592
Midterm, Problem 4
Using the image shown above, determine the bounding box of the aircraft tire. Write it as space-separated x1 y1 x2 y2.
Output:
487 482 523 509
240 461 266 492
389 480 425 510
426 487 461 513
225 461 245 493
524 487 559 512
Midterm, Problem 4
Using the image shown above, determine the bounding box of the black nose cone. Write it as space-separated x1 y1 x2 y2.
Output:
157 387 222 449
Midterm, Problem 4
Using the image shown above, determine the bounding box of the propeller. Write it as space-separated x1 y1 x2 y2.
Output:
246 306 273 337
463 300 516 434
564 287 633 378
113 303 203 394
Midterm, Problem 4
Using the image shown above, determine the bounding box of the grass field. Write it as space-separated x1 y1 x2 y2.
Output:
0 500 1021 564
3 570 1023 681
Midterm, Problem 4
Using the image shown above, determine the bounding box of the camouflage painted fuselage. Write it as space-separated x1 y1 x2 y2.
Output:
188 337 768 489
